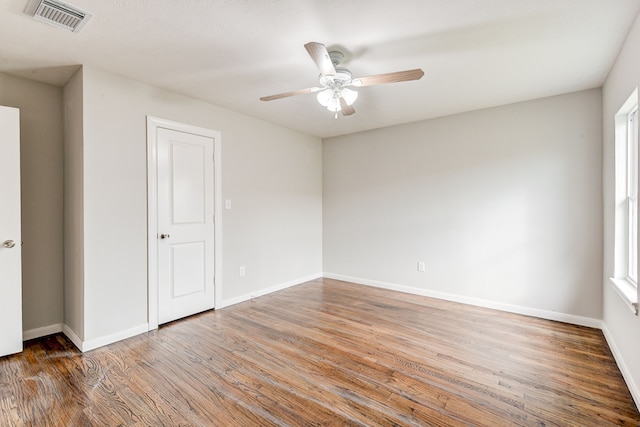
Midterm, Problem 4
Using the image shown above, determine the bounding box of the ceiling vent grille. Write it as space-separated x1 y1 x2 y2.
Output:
25 0 92 33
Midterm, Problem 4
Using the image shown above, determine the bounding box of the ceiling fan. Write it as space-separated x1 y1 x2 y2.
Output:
260 42 425 118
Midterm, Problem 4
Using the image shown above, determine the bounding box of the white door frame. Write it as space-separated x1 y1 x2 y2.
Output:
147 116 222 330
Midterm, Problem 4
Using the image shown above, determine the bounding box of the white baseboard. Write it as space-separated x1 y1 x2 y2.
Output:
601 323 640 411
323 273 602 329
62 323 149 353
217 272 323 309
81 323 149 352
23 323 63 341
61 324 83 351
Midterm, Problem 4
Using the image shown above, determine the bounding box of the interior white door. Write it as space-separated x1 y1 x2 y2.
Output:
157 127 214 324
0 105 22 357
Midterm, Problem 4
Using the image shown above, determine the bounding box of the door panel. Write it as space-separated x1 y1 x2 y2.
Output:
157 127 214 324
172 143 205 224
171 242 206 297
0 106 22 357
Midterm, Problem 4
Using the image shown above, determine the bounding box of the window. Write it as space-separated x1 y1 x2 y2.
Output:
627 107 638 284
612 89 639 315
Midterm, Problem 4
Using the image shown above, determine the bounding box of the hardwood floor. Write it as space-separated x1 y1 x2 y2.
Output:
1 278 638 426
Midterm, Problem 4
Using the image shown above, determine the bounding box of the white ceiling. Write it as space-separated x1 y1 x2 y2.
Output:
1 0 639 138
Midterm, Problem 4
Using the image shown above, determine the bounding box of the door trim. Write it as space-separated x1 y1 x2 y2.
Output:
146 116 222 330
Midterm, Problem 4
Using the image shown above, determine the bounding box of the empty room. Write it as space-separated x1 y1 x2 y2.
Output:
1 0 640 425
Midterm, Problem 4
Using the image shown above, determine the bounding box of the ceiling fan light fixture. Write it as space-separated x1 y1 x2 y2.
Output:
317 87 357 114
341 87 358 106
317 88 343 112
326 97 341 113
316 89 333 107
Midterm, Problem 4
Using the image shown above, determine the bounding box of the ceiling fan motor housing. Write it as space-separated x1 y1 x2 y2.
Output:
319 67 352 88
328 50 344 66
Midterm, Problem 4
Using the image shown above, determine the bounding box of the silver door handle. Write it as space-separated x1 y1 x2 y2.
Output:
3 240 16 248
159 233 171 240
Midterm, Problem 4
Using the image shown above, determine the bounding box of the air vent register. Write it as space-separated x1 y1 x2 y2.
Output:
25 0 92 33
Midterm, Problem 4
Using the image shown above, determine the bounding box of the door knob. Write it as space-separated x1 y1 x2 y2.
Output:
159 233 171 240
3 240 16 248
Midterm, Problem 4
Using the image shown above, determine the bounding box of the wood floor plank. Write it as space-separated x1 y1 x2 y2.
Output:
0 278 638 426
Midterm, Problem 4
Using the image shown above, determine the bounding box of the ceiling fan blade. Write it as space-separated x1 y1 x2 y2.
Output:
304 42 336 76
340 97 355 116
352 69 424 87
260 86 323 101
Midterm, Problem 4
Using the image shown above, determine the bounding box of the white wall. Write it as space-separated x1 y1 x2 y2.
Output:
323 89 603 323
72 66 322 343
602 11 640 409
0 72 64 334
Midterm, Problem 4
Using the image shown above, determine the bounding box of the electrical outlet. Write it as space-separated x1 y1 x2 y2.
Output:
417 261 425 272
239 266 246 277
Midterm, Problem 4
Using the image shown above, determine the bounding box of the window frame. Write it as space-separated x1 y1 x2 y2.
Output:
626 106 638 286
611 89 639 316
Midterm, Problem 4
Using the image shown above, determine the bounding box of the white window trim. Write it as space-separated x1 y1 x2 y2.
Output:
627 107 638 284
609 278 638 315
611 88 639 316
